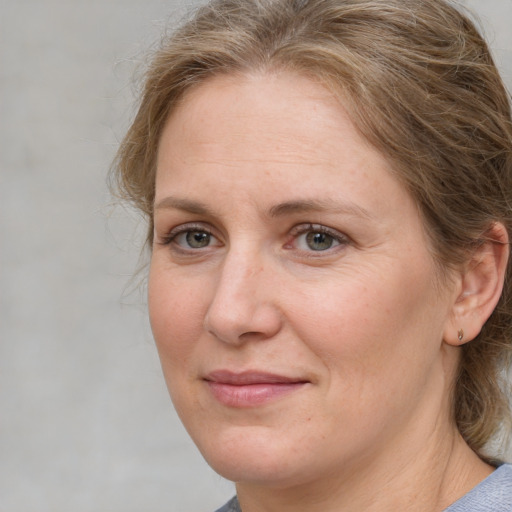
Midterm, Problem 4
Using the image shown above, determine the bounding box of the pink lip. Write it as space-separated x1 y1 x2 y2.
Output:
204 370 309 408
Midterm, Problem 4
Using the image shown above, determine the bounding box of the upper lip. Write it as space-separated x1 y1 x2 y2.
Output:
204 370 309 385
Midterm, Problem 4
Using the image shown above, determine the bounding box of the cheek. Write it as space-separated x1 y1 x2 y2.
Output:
288 278 442 451
148 262 207 370
287 276 389 353
288 266 439 387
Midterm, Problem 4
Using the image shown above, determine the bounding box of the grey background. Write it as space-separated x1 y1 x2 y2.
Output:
1 1 511 511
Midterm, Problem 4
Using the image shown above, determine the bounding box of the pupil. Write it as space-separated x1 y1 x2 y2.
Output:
186 231 210 248
306 232 333 251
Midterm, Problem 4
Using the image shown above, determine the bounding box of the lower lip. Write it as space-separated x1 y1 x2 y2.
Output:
206 381 307 407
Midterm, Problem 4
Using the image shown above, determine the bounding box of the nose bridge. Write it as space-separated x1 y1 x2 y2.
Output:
217 248 261 303
204 243 281 343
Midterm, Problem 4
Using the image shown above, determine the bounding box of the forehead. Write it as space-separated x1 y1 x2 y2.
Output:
156 71 393 188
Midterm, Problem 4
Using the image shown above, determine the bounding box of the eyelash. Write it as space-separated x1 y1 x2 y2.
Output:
159 223 218 249
287 223 349 254
158 222 349 255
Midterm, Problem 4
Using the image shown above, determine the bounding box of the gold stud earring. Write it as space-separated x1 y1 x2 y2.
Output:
457 329 464 342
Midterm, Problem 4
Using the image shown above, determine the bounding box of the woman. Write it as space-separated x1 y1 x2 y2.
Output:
113 0 512 510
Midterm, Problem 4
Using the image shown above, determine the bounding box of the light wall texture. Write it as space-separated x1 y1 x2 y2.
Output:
1 1 511 511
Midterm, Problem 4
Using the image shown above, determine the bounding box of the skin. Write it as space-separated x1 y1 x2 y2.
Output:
149 71 496 512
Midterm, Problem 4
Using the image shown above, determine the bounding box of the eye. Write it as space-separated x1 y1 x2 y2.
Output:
159 223 221 251
301 231 338 251
176 230 212 249
290 224 347 253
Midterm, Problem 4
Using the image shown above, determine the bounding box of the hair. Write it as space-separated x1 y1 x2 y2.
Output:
112 0 512 458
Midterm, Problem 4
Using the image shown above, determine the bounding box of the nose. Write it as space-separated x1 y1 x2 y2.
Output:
204 250 283 345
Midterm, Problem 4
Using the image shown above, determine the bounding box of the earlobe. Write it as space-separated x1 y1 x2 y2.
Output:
444 222 509 346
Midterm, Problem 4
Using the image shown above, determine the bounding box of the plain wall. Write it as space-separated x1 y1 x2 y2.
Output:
1 1 511 511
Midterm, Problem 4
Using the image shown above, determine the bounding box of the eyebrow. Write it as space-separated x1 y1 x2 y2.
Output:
154 196 216 216
154 196 373 220
268 199 373 219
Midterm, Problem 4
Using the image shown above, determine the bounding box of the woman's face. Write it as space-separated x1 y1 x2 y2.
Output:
149 72 459 487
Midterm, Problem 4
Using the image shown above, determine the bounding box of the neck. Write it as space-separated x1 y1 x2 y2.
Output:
236 420 492 512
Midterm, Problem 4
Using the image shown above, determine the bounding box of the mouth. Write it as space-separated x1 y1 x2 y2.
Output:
203 370 309 408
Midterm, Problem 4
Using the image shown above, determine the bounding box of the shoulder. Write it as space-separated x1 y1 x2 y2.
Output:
444 464 512 512
214 496 241 512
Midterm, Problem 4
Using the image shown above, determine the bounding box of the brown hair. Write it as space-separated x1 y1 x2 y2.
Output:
112 0 512 458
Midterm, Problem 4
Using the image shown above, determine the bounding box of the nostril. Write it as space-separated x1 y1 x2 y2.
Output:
239 331 270 342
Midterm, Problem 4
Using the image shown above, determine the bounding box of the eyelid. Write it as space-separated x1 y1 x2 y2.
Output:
287 223 351 253
290 223 349 240
157 222 219 247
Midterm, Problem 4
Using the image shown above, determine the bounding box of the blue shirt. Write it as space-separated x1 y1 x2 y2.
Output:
444 464 512 511
214 464 512 511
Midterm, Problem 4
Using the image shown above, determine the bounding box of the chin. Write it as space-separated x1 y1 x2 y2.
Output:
192 423 312 485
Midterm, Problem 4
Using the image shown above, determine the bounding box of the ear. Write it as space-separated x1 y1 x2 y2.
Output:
444 222 509 346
